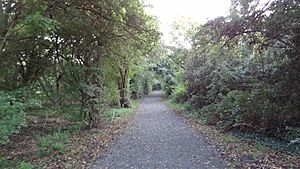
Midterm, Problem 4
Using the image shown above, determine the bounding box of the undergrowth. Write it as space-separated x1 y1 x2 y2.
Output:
103 100 139 122
167 99 300 155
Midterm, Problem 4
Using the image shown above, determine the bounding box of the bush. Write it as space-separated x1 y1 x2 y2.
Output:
163 74 176 96
0 91 27 144
201 90 255 130
36 131 69 157
181 0 300 141
172 85 188 103
197 88 299 139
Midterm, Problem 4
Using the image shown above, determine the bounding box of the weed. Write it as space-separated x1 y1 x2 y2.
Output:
36 131 69 157
19 161 33 169
65 123 82 133
0 155 16 168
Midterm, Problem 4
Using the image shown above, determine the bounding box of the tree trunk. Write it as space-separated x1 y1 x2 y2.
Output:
0 0 5 30
55 73 63 106
0 0 15 53
0 0 8 53
81 53 95 127
119 68 129 107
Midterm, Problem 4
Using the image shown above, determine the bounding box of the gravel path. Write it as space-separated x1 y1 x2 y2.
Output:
90 91 227 169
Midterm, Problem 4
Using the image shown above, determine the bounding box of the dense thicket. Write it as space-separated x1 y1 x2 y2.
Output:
168 0 300 141
0 0 160 144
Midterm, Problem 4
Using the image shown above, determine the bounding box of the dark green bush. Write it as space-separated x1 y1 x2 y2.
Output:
200 90 255 129
179 0 300 140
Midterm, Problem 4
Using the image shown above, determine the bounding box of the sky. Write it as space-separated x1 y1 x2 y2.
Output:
145 0 232 43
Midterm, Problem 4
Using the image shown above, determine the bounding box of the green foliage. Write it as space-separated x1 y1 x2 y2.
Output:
0 91 27 144
156 46 188 97
57 105 82 122
103 100 139 122
163 74 176 96
0 0 160 167
170 0 300 140
0 155 15 169
102 64 120 105
36 131 69 157
81 81 107 125
0 0 160 128
232 132 300 155
20 14 60 36
19 161 33 169
200 90 253 127
130 73 153 99
10 88 43 110
172 84 188 103
65 123 83 134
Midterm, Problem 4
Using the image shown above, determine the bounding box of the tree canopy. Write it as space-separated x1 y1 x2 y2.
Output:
164 0 300 142
0 0 160 140
0 0 299 168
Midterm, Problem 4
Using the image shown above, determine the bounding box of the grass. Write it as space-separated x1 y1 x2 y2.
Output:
28 104 82 122
0 157 33 169
65 123 83 133
1 99 142 168
103 100 139 122
29 100 140 124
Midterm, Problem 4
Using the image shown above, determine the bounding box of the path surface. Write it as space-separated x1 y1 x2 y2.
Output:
90 91 226 169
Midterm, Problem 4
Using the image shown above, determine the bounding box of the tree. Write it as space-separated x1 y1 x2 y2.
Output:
172 0 300 139
0 0 160 128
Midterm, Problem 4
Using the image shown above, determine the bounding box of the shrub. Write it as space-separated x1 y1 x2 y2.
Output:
212 90 254 130
172 85 188 103
0 91 27 144
198 88 299 139
163 74 176 96
199 90 262 130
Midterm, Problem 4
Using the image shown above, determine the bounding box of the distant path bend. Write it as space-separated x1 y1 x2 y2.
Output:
90 91 226 169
